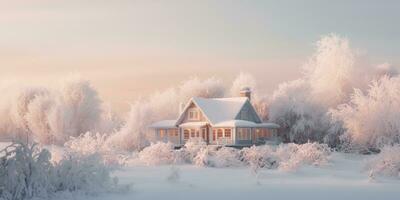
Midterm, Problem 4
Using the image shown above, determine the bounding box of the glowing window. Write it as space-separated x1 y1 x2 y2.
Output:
224 129 231 138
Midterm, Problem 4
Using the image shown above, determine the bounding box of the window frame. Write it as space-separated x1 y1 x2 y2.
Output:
183 129 190 140
188 108 200 120
224 128 231 138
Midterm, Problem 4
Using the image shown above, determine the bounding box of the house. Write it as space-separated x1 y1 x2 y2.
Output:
147 88 280 147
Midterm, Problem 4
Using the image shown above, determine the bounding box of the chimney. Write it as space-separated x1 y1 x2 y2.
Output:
240 87 251 101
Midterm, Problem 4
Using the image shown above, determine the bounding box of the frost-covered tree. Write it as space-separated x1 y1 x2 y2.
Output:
269 79 331 143
268 34 395 146
330 76 400 149
0 77 106 145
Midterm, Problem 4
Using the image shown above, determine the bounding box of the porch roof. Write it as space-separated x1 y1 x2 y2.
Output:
179 121 208 128
148 120 177 129
213 120 280 128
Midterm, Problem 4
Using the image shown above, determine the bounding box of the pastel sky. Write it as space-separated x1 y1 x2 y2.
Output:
1 0 399 113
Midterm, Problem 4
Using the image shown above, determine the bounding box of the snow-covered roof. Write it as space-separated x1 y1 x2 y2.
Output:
256 123 280 129
179 121 208 127
148 120 177 128
213 120 280 128
190 97 249 125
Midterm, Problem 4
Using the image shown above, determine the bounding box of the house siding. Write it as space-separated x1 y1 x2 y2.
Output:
235 101 261 123
180 103 208 123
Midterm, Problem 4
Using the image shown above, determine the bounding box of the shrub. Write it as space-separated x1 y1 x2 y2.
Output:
366 145 400 178
0 142 122 200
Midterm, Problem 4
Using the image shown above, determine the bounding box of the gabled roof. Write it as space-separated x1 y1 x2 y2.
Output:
176 97 261 126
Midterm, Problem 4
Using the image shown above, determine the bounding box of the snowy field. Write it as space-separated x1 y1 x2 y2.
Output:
2 142 400 200
82 153 399 200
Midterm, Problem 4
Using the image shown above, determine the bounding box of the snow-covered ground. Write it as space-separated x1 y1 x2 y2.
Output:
83 152 399 200
2 141 399 200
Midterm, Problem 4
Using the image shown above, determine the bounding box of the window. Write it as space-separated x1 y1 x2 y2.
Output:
196 130 200 137
184 129 189 140
224 129 231 138
168 129 175 137
213 129 216 141
237 128 251 140
175 129 179 137
159 129 167 139
190 129 195 137
217 129 223 138
255 128 262 139
188 108 199 120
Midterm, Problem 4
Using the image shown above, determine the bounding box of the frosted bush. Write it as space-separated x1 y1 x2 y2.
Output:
0 142 122 200
138 142 180 165
366 145 400 178
0 143 53 200
240 145 278 173
213 147 242 168
183 138 208 161
193 147 211 167
238 143 330 172
64 132 131 166
53 153 117 194
133 142 331 172
65 132 108 156
276 142 331 171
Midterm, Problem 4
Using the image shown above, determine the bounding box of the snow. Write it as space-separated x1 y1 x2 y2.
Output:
2 142 400 200
80 153 400 200
214 120 258 127
148 120 177 128
191 97 249 124
178 121 208 127
213 120 280 128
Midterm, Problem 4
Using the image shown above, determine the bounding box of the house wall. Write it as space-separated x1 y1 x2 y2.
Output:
209 127 234 145
154 128 180 145
234 127 278 146
180 103 208 123
235 101 262 123
235 127 253 146
180 126 209 144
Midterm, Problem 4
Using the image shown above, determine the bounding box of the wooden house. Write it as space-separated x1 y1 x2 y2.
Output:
148 88 279 147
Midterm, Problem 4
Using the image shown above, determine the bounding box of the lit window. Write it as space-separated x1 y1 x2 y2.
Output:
212 129 216 141
184 129 189 140
190 129 195 137
237 128 251 140
160 129 166 139
217 129 223 138
174 129 179 137
196 130 200 137
224 129 231 138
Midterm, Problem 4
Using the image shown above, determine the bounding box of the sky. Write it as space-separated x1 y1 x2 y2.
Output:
0 0 399 113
